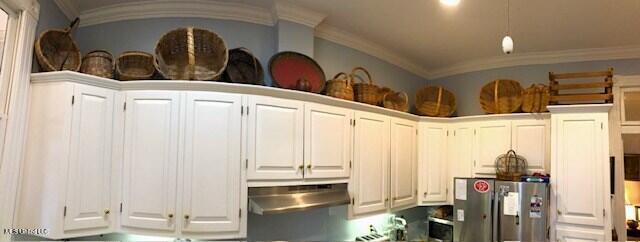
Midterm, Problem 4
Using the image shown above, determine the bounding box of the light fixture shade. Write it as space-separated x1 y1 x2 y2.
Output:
440 0 460 6
502 35 514 54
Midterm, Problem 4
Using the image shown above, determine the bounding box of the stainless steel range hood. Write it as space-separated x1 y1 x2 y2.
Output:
248 183 350 215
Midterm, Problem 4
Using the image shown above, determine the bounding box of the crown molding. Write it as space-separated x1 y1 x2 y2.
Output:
314 24 432 79
428 45 640 79
53 0 79 20
78 0 275 27
273 0 326 28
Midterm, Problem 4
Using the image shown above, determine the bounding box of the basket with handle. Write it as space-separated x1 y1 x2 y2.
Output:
416 86 456 117
350 67 379 105
495 149 528 181
382 91 409 112
325 72 354 101
116 51 155 81
521 84 550 113
35 17 81 72
479 79 523 114
377 87 393 106
80 50 113 78
154 27 228 80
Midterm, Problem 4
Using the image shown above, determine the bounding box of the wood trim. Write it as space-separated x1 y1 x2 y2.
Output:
272 0 326 28
53 0 79 20
550 93 613 102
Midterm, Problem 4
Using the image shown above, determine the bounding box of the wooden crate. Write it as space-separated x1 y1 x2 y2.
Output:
548 68 613 105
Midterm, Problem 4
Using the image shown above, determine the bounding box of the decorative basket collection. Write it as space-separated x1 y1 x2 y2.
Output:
479 79 523 114
416 86 456 117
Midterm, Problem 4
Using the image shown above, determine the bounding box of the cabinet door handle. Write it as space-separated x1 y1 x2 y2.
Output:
557 209 562 215
184 214 190 220
104 208 110 215
307 164 312 169
298 165 304 170
168 213 174 219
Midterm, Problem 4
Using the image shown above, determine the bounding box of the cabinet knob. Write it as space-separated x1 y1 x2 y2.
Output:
168 213 174 219
557 210 562 215
298 165 304 170
184 214 190 220
104 209 110 215
307 164 312 169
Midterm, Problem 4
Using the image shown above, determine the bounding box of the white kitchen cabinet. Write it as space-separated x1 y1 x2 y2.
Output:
552 113 608 227
304 103 352 180
180 92 243 236
17 83 115 239
511 119 550 173
473 120 511 175
448 124 474 203
419 122 448 204
555 227 606 242
390 118 417 209
121 91 181 232
64 85 116 231
247 96 304 181
351 111 390 216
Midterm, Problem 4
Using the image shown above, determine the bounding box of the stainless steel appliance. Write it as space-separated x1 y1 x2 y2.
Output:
453 178 549 242
426 216 453 242
248 183 350 215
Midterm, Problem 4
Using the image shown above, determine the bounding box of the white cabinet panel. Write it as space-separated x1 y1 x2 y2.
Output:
247 96 304 180
121 91 181 231
448 125 474 203
512 119 550 173
474 120 511 175
181 92 241 234
304 103 352 179
554 114 606 227
390 118 417 209
556 227 605 242
351 111 389 215
64 85 115 231
419 123 448 204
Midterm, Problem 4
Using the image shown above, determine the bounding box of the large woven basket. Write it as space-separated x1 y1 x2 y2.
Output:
522 84 550 113
80 50 113 78
416 86 456 117
351 67 379 105
325 72 354 101
377 87 393 106
35 18 81 72
383 91 409 112
116 51 155 81
480 79 523 114
222 47 264 85
155 27 228 80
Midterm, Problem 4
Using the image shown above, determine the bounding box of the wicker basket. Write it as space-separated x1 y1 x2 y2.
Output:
35 18 81 72
222 47 264 85
325 72 354 101
377 87 393 106
522 84 550 113
116 51 155 81
383 91 409 112
155 27 228 80
351 67 379 105
80 50 113 78
479 79 523 114
495 149 528 181
416 86 456 117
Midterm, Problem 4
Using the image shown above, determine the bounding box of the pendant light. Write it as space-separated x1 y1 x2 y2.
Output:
502 0 513 54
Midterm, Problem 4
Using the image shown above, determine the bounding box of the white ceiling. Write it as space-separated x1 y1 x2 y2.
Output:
55 0 640 79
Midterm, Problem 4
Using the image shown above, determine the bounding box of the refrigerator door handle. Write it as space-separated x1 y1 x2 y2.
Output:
492 190 499 242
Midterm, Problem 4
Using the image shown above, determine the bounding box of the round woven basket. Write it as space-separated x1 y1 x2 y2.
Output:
383 91 409 112
116 51 155 81
377 87 393 106
416 86 456 117
80 50 113 78
34 18 81 72
351 67 379 105
479 79 523 114
522 84 550 113
155 27 228 80
325 72 354 101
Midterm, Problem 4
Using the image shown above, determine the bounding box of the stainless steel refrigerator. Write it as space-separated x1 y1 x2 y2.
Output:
453 178 549 242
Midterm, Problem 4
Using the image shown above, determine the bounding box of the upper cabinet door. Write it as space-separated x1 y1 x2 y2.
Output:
621 88 640 125
352 111 390 216
247 96 304 180
554 113 606 227
304 103 352 180
64 85 115 231
448 125 474 203
474 120 511 175
390 118 417 209
181 92 242 234
511 119 550 173
419 123 448 204
121 91 180 232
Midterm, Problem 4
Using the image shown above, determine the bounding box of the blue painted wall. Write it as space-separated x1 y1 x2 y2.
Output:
430 59 640 116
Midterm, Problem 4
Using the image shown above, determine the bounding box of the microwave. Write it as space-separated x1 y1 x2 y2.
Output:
426 216 453 242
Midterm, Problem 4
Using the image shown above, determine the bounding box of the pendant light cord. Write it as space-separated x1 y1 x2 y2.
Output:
506 0 510 35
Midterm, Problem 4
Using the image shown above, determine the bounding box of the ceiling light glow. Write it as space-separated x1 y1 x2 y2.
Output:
440 0 460 6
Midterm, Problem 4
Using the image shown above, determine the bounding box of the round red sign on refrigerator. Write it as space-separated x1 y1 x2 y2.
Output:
474 180 490 193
